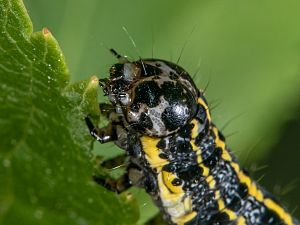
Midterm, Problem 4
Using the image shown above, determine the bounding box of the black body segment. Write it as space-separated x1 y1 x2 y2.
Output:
86 49 299 225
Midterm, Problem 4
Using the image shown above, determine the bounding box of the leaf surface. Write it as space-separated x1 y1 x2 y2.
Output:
0 1 138 224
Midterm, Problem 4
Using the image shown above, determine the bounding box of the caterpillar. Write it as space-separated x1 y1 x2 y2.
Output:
85 49 299 225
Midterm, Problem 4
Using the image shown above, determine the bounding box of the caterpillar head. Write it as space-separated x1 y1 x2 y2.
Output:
101 50 200 137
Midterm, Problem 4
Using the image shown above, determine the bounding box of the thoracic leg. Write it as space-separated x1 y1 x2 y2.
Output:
93 172 132 193
85 117 117 143
85 101 120 143
93 160 144 193
99 103 115 118
86 101 136 192
101 154 127 169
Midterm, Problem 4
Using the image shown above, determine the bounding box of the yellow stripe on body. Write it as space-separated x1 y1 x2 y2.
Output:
191 105 232 172
231 162 264 202
231 162 295 225
140 136 169 171
212 126 232 162
197 97 212 122
191 137 237 222
264 199 294 225
175 211 197 225
223 208 238 220
191 119 200 139
162 170 183 194
236 216 247 225
206 176 237 221
190 141 210 176
214 190 237 220
157 172 197 225
140 136 197 224
190 101 294 225
157 172 184 207
183 197 193 212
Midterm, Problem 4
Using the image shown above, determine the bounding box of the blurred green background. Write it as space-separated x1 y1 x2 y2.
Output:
24 0 300 223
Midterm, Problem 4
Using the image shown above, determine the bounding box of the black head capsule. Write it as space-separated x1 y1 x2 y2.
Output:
102 50 199 137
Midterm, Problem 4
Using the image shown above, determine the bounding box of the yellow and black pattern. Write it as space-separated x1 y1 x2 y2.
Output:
139 98 298 225
86 49 299 225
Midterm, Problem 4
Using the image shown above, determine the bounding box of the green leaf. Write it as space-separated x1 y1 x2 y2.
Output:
0 0 139 225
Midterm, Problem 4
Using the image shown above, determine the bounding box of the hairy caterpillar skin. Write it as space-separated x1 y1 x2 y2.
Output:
86 49 299 225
